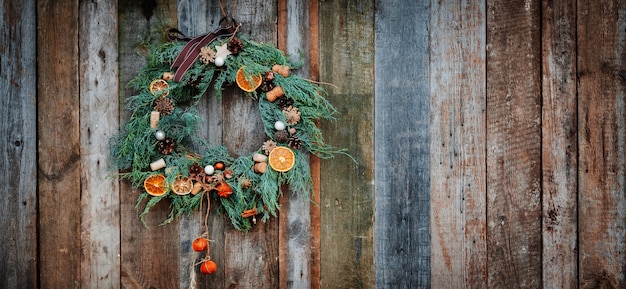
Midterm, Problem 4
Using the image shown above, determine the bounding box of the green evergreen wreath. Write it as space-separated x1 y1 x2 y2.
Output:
110 21 347 231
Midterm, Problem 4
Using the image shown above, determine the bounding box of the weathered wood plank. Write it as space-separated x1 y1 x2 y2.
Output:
320 1 375 288
222 1 279 288
486 0 542 288
430 0 487 288
0 1 37 288
78 0 120 287
578 0 626 288
541 0 578 287
37 0 81 287
118 1 180 288
176 1 226 288
277 0 313 288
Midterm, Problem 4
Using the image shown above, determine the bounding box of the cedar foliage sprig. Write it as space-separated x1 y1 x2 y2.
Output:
110 32 350 231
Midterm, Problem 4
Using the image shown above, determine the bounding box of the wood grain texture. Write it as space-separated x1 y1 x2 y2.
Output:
0 1 37 288
577 0 626 288
78 0 120 287
541 0 578 287
221 1 279 288
486 0 542 288
37 0 81 287
320 1 375 288
176 1 226 288
118 1 180 288
430 0 487 288
278 1 313 288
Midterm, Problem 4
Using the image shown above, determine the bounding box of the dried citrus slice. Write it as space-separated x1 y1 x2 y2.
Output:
235 67 262 92
149 79 170 97
268 146 295 172
144 174 167 196
171 176 193 195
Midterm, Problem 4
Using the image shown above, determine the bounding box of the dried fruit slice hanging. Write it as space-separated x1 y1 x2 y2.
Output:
144 174 167 196
149 79 170 97
171 176 193 195
235 67 262 92
268 146 295 172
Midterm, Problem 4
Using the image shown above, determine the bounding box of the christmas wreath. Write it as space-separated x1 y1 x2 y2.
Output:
110 18 347 232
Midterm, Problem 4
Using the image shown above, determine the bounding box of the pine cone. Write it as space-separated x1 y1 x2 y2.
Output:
262 140 277 155
276 97 293 110
199 46 215 64
157 138 176 155
265 71 275 82
189 163 203 178
282 106 301 125
287 136 302 150
227 37 244 55
154 97 174 115
260 80 275 93
240 177 252 189
274 130 289 143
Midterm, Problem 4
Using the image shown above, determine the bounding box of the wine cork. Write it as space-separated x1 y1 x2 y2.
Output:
266 86 284 102
150 158 166 171
191 182 203 195
150 111 160 128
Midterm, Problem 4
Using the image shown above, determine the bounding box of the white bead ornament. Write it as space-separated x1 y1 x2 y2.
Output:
214 57 225 67
204 165 215 175
274 121 286 131
155 130 166 140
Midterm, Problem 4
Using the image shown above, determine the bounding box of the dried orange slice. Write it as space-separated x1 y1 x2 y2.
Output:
268 146 295 172
149 79 170 97
171 176 193 195
144 174 167 196
235 67 262 92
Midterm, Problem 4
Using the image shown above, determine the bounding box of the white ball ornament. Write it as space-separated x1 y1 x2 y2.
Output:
204 165 215 175
155 130 166 140
214 57 225 67
274 120 286 131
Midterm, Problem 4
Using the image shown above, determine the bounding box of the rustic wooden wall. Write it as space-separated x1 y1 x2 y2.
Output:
1 0 625 288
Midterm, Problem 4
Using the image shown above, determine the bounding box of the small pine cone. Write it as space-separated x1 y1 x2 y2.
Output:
265 71 275 82
157 138 176 155
262 140 277 155
282 106 301 125
274 130 289 143
287 136 302 150
154 97 174 115
276 97 293 110
240 178 252 189
227 37 244 55
189 163 203 178
260 80 275 93
199 46 215 64
223 169 234 179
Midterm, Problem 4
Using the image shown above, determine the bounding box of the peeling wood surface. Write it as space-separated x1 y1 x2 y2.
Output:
0 0 37 288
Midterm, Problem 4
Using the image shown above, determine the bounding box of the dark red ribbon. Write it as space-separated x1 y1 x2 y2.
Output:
169 24 237 82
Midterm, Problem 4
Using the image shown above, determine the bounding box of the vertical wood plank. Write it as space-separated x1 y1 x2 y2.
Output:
430 0 487 288
578 0 626 288
541 0 578 287
78 0 120 287
0 0 37 288
118 1 180 288
486 0 542 288
221 1 279 288
37 0 81 287
176 1 226 288
278 0 313 288
320 1 375 288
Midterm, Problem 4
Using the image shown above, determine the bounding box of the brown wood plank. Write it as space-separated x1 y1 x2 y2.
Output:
0 1 38 288
118 1 180 288
577 0 626 288
430 0 487 288
37 0 81 287
278 0 313 288
221 1 279 288
486 0 542 288
319 1 375 288
78 0 121 287
541 0 578 287
176 1 226 288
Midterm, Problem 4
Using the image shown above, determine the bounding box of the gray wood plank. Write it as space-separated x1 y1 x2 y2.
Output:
78 0 121 287
373 0 430 288
319 1 376 288
0 1 38 288
430 0 487 288
541 0 578 287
